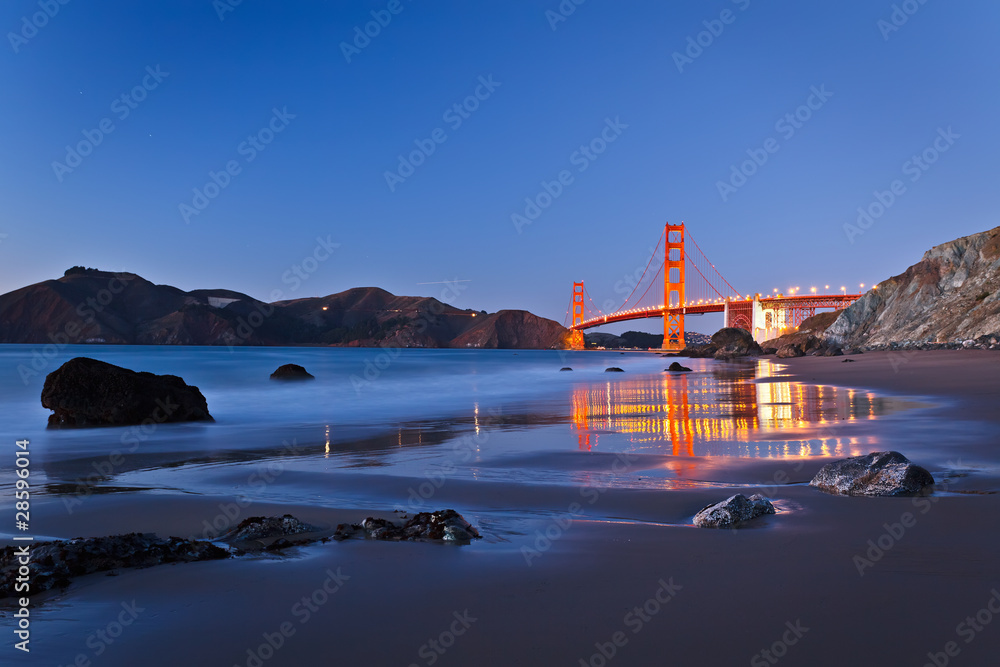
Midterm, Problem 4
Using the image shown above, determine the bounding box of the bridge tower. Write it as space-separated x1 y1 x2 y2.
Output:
569 281 585 350
663 223 685 351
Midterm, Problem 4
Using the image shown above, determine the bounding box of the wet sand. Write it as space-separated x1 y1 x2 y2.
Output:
4 351 1000 666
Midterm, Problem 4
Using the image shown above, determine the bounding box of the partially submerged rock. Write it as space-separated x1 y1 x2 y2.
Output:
41 357 212 427
222 514 316 543
0 533 228 598
605 367 625 373
559 367 573 371
666 362 692 372
694 494 775 528
809 451 934 496
335 509 481 543
270 364 315 381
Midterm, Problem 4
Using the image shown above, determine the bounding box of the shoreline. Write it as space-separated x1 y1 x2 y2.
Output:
2 349 999 665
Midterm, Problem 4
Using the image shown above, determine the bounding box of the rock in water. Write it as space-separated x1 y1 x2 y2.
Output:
809 451 934 496
222 515 316 542
605 367 625 373
336 509 482 543
694 494 776 528
560 367 573 371
41 357 213 427
711 327 763 360
270 364 315 381
0 533 228 597
666 362 692 372
776 344 805 358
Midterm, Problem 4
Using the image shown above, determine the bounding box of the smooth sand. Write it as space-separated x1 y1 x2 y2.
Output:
4 351 1000 666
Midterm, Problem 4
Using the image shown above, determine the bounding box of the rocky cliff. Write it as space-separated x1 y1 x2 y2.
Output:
448 310 569 349
0 268 569 349
825 226 1000 347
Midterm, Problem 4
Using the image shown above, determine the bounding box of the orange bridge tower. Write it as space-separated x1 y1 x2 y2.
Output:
663 223 686 351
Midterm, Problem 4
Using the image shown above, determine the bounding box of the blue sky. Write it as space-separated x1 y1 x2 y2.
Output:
1 0 998 333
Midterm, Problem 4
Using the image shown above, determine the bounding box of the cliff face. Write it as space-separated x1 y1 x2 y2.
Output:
0 268 569 349
448 310 569 349
825 227 1000 347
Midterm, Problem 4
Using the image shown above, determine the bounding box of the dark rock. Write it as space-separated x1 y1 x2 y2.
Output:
762 347 778 355
821 346 844 357
776 344 805 358
678 344 718 358
605 367 625 373
222 514 316 543
809 451 934 496
693 494 776 528
710 327 762 359
0 533 228 598
666 362 692 372
342 509 481 543
270 364 315 381
41 357 213 427
842 359 856 363
559 367 573 371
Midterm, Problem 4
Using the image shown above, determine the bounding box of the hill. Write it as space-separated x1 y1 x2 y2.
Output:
0 267 570 350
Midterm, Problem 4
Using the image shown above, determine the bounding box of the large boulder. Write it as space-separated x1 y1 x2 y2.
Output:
270 364 315 381
711 327 762 359
809 451 934 496
694 493 775 528
41 357 213 427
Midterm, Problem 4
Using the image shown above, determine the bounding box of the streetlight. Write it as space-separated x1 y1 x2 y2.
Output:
811 287 817 294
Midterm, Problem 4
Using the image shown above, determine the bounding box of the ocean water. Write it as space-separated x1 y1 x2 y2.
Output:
0 344 917 520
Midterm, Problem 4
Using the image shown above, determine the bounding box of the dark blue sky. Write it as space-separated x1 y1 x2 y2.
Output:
2 0 997 332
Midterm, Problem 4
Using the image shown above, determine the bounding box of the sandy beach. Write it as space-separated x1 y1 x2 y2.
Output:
4 350 1000 666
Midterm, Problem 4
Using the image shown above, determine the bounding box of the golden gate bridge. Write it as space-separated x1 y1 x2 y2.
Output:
566 222 863 351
